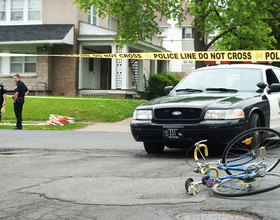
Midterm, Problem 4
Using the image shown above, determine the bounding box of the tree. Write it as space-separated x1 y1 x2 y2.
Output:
268 10 280 67
189 0 280 68
73 0 280 69
73 0 186 47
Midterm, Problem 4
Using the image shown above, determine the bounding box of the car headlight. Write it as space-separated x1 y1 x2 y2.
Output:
133 110 152 120
204 109 245 120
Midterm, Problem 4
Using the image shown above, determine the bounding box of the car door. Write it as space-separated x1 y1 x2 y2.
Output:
266 68 280 132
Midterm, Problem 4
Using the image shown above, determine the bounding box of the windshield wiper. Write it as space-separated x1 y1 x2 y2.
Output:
176 88 203 93
206 88 238 92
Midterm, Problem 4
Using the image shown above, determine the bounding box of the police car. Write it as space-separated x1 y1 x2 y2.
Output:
130 64 280 153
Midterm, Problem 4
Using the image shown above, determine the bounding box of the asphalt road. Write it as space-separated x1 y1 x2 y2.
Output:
0 129 279 219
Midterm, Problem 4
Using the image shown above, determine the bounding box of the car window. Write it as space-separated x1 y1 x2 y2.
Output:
273 69 280 80
175 68 263 92
266 69 279 86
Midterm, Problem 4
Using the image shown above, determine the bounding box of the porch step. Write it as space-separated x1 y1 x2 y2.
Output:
81 93 108 97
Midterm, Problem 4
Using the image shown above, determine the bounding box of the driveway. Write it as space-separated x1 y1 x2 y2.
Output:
0 120 279 219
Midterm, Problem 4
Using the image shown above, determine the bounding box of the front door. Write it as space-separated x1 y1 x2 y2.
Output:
83 58 101 89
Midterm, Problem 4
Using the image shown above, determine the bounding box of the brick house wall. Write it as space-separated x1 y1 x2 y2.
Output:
1 29 79 96
1 49 52 95
51 30 79 96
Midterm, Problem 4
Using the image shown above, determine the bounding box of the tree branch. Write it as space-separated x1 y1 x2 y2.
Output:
205 26 237 50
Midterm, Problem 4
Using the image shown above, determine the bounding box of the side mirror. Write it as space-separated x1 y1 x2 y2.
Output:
268 83 280 94
164 86 173 95
257 82 267 89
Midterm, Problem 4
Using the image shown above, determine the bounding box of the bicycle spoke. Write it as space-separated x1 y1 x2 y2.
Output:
222 128 280 175
212 172 280 197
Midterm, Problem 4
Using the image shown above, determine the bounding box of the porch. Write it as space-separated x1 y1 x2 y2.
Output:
77 22 170 98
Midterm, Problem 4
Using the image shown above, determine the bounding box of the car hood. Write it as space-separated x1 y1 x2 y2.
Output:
139 92 261 109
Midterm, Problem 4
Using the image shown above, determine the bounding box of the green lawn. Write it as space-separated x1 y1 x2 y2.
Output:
0 95 146 130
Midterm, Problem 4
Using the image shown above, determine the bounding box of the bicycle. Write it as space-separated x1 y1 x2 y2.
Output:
185 127 280 197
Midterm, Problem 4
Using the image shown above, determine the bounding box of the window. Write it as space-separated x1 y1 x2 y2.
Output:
0 0 41 23
89 58 93 71
176 68 262 92
88 6 98 26
10 52 36 74
11 0 23 21
273 69 280 79
266 69 279 86
0 0 6 21
24 53 36 72
183 60 194 64
182 27 194 39
28 0 41 20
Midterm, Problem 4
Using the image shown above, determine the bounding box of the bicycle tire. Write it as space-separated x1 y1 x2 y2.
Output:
212 172 280 197
221 127 280 175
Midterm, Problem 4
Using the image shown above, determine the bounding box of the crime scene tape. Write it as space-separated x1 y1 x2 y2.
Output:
1 50 280 62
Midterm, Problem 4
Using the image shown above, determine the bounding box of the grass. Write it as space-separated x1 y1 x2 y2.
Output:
0 122 87 131
0 95 146 130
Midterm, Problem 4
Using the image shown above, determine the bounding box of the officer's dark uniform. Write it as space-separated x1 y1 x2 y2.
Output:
14 80 28 129
0 84 7 122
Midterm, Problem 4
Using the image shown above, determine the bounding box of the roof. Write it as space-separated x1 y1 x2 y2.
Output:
78 34 169 53
0 24 74 45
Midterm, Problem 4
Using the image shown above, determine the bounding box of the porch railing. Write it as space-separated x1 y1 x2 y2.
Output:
1 82 47 96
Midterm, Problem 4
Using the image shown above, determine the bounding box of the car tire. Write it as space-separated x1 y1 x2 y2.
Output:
143 142 165 154
248 113 261 129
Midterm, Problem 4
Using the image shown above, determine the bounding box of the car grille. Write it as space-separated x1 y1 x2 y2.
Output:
154 108 202 120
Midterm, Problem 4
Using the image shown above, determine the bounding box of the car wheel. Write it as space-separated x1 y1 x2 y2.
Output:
143 142 165 154
248 113 261 129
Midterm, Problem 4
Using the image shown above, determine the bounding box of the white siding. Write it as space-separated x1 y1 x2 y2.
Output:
79 21 117 35
160 19 195 74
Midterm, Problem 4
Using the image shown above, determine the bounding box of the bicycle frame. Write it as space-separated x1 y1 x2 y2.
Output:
193 140 265 188
186 129 280 196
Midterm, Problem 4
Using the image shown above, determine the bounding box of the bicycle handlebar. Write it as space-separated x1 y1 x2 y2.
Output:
200 166 220 178
193 140 219 178
194 144 209 161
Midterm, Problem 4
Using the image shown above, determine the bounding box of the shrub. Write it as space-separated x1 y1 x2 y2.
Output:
144 72 181 100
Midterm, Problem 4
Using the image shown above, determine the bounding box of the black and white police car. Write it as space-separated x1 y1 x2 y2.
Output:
130 64 280 153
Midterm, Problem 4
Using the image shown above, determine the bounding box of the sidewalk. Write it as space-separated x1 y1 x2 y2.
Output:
76 117 132 132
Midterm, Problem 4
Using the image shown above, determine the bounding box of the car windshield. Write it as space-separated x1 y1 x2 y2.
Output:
175 68 263 93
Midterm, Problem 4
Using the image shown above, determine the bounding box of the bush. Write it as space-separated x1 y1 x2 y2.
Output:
144 72 181 100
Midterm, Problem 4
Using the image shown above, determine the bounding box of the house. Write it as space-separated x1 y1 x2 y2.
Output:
0 0 170 97
155 8 195 78
155 4 215 77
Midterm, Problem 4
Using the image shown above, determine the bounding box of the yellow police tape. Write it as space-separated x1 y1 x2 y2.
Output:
1 50 280 61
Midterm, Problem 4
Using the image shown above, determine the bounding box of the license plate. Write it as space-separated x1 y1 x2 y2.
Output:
163 128 183 139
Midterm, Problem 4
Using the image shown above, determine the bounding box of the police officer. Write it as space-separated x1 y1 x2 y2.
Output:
13 74 29 130
0 83 6 122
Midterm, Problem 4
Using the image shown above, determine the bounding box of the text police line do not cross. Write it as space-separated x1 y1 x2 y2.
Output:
1 50 280 62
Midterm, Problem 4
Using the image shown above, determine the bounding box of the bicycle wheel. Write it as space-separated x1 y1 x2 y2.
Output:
221 128 280 175
212 172 280 197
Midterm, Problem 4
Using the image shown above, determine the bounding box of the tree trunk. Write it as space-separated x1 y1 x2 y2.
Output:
194 0 206 69
194 18 206 69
